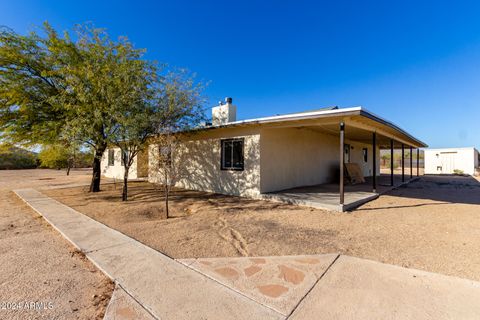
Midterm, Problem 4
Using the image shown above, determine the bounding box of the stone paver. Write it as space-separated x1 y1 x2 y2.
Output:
289 255 480 320
14 189 283 320
104 284 156 320
178 254 338 316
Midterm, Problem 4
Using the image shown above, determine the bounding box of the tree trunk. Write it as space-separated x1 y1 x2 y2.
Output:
164 169 169 218
165 184 169 218
122 166 129 201
89 146 106 193
66 157 73 176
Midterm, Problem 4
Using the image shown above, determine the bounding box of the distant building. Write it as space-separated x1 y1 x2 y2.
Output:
424 147 479 175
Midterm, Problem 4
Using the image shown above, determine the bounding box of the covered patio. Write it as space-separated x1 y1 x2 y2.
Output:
261 108 427 211
265 175 418 211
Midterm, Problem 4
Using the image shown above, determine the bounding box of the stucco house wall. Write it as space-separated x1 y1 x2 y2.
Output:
424 147 479 175
259 128 338 193
148 127 262 197
101 147 138 180
259 127 379 193
147 126 381 196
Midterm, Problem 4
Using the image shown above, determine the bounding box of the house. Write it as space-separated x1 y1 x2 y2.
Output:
144 98 427 211
102 98 426 210
424 147 479 175
101 147 149 180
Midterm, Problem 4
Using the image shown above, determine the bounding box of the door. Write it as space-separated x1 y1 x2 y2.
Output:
440 152 456 174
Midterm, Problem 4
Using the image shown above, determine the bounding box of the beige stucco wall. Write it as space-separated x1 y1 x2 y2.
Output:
148 128 261 197
260 128 338 193
424 148 478 175
259 127 380 193
101 147 138 180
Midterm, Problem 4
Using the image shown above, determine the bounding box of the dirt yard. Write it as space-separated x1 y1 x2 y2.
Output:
0 169 114 320
45 174 480 282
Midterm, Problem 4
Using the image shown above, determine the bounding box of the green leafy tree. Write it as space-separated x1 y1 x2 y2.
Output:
0 23 155 191
111 87 157 201
38 144 69 170
38 141 91 175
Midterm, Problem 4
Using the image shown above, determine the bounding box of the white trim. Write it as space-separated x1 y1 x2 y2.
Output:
205 106 427 148
217 106 362 126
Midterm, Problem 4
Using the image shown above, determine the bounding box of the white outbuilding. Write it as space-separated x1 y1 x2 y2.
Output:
424 147 479 175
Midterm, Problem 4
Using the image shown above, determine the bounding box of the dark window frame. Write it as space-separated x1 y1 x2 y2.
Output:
362 148 368 162
108 149 115 166
220 138 244 171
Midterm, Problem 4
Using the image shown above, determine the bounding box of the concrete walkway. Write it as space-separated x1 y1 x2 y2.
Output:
14 189 283 320
14 188 480 320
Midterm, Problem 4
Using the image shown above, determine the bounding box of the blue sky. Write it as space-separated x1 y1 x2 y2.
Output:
1 0 480 148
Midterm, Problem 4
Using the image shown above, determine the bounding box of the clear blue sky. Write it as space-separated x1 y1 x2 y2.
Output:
2 0 480 148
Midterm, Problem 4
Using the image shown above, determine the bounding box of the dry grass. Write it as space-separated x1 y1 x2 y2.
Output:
45 175 480 282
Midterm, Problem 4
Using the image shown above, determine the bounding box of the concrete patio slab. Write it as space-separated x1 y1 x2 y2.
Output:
264 175 419 212
104 284 156 320
179 254 338 316
289 255 480 319
14 188 284 320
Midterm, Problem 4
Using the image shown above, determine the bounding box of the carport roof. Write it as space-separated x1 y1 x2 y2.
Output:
206 106 428 148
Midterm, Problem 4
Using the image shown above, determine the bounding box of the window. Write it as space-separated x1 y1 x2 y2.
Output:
158 145 172 166
108 149 115 166
362 148 368 162
221 138 244 170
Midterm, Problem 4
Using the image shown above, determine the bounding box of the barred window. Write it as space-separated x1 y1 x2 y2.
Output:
221 139 244 170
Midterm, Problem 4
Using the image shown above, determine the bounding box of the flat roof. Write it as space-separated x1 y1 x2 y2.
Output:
207 106 428 148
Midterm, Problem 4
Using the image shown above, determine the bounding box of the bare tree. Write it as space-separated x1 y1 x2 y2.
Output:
151 70 206 217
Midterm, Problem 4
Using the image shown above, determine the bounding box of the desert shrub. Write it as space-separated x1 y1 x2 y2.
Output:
0 147 38 169
38 145 93 169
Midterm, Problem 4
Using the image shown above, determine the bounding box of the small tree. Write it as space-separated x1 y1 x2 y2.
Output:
151 70 206 217
154 132 178 218
38 144 69 170
38 142 84 174
112 99 160 201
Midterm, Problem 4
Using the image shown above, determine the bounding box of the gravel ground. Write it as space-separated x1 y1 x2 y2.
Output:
0 169 114 320
45 174 480 282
